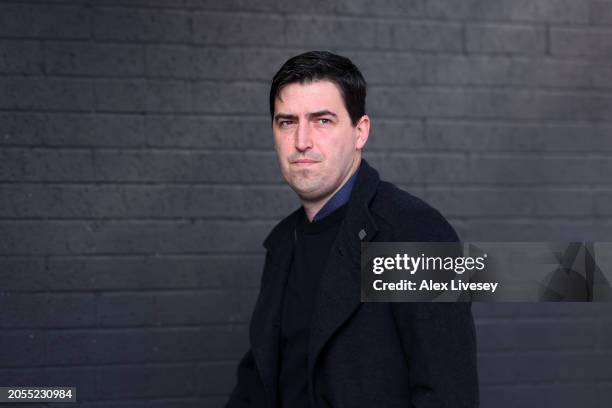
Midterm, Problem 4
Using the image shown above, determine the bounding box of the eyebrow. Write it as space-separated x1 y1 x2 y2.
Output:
306 110 338 119
274 110 338 123
273 113 298 122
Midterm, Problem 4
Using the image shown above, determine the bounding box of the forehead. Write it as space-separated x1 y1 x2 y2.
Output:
275 80 347 114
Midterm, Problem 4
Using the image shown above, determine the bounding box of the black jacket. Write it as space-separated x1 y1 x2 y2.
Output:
226 159 479 408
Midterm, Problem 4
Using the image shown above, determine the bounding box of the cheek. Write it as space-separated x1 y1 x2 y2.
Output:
273 134 289 153
324 134 353 159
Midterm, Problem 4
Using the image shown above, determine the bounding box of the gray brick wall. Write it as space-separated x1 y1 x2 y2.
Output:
0 1 611 407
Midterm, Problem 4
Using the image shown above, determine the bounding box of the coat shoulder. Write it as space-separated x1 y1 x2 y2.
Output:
262 206 302 250
370 180 459 242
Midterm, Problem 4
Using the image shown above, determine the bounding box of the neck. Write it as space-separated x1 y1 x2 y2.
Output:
301 156 360 222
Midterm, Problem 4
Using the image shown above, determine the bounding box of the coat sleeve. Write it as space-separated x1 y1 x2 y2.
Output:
391 302 479 408
389 207 479 407
380 203 479 408
226 250 273 408
225 348 258 408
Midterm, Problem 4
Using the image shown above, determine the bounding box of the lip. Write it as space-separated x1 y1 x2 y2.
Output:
292 159 319 165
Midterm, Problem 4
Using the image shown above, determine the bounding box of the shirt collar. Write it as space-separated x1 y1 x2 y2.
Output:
312 167 360 222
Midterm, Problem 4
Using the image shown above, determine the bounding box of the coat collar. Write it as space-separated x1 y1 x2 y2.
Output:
252 158 381 407
262 158 380 253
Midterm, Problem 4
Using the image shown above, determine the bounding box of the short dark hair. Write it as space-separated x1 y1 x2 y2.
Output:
269 51 367 126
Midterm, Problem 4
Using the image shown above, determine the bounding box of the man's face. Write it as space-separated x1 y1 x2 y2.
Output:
272 80 369 203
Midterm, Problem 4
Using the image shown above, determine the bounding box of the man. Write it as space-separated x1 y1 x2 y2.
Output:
226 51 478 408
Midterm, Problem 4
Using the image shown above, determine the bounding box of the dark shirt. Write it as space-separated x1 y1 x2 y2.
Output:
277 168 358 408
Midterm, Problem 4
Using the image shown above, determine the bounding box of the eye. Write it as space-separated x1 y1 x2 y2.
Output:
318 118 332 125
278 120 294 128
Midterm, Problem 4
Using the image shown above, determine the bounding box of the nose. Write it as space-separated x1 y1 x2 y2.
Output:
294 121 313 152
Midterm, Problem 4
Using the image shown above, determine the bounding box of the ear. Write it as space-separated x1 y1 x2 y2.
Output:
354 115 370 150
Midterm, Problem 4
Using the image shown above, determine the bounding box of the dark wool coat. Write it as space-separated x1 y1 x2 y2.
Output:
226 159 479 408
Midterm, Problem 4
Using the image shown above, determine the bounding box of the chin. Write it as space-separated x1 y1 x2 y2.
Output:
297 185 335 204
290 181 320 197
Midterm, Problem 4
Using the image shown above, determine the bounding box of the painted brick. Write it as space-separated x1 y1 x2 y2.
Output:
44 330 149 365
93 8 191 42
600 319 612 348
590 1 612 25
0 40 44 74
152 290 247 325
0 184 296 219
473 302 612 318
0 258 46 292
97 294 155 327
0 113 46 145
420 55 612 88
43 114 145 146
144 116 271 149
0 220 273 255
45 42 145 76
0 148 95 182
196 362 236 396
476 320 599 351
0 78 93 111
346 51 424 85
192 82 268 114
284 16 379 49
45 256 240 291
0 4 90 39
0 331 44 367
419 188 598 217
45 255 264 291
369 87 612 121
193 12 285 45
0 293 96 328
193 48 293 81
367 153 612 185
333 0 589 23
379 20 463 52
95 79 192 113
145 45 293 81
551 27 612 58
95 364 193 398
426 121 612 152
463 220 612 241
0 113 144 147
93 151 281 183
365 119 425 150
478 352 612 385
466 23 547 55
479 384 601 408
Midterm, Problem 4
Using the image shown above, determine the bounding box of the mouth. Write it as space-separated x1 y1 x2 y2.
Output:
292 159 319 166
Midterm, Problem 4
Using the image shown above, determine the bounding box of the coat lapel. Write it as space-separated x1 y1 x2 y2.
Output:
307 159 381 387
